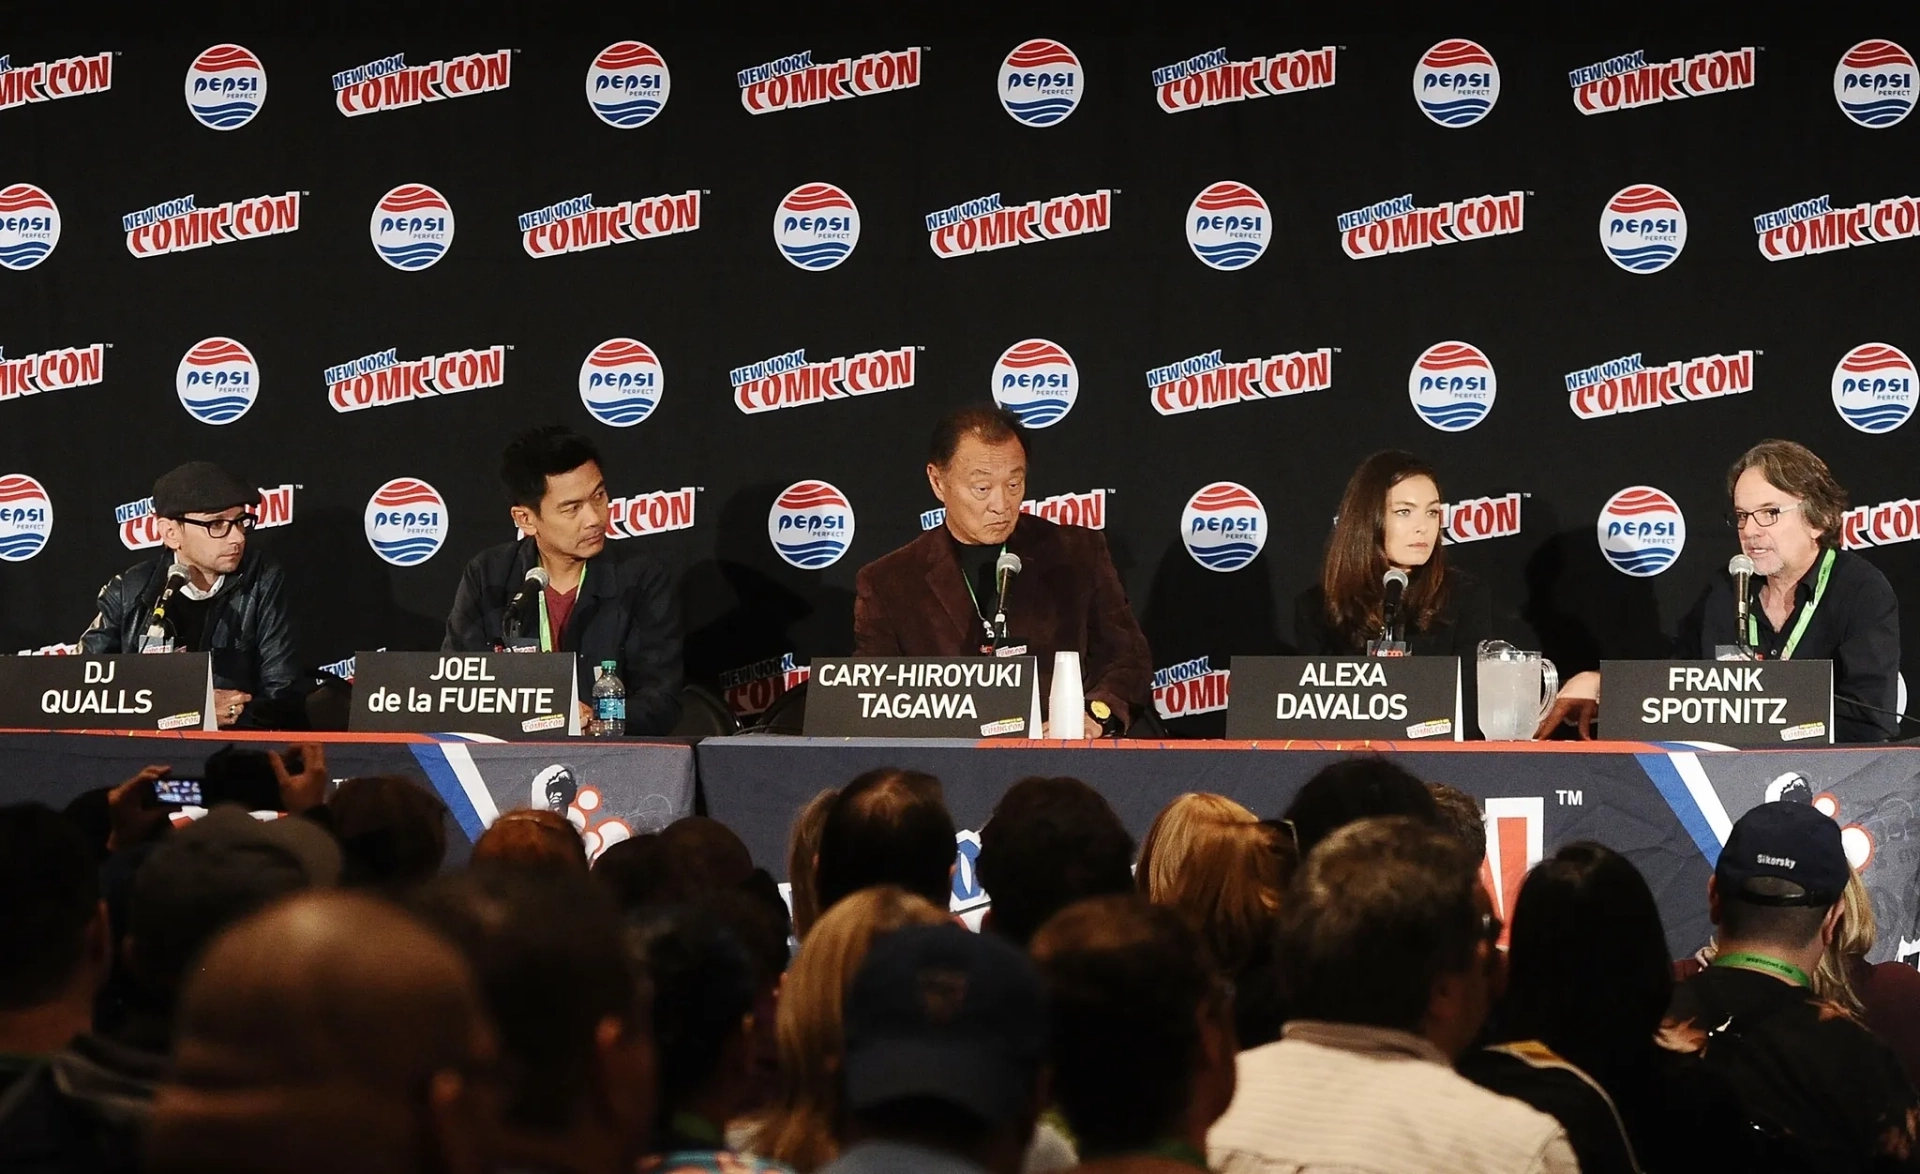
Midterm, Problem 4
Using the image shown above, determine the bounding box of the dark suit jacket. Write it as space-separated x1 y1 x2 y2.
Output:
442 538 683 735
853 515 1153 728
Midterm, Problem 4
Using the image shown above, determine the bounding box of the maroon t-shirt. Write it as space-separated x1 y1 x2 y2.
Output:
543 583 578 649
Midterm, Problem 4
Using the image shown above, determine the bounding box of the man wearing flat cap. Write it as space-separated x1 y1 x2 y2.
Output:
79 461 299 728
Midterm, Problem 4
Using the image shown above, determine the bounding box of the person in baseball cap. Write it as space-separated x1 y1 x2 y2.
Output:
79 461 301 729
819 923 1048 1174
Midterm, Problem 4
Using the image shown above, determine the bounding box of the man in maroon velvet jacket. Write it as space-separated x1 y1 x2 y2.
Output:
853 407 1153 736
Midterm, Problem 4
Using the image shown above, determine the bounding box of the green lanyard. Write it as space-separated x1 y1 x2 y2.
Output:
1080 1140 1209 1172
534 564 584 653
1748 547 1834 661
1713 950 1812 987
959 544 1007 643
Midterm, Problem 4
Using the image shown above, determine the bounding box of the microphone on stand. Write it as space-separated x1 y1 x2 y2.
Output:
992 552 1023 640
502 566 550 647
139 562 191 653
1380 567 1409 640
1728 554 1755 655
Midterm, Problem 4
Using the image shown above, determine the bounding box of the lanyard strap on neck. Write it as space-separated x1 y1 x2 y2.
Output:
1749 547 1834 660
1713 950 1812 987
535 563 585 653
959 544 1006 641
1079 1140 1208 1171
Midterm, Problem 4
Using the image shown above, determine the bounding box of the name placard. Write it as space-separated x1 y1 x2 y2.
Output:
1601 659 1833 746
805 657 1038 738
1225 656 1462 741
350 651 580 739
0 653 214 731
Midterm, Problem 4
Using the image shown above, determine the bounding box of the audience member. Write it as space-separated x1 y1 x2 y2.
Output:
814 769 955 915
751 886 951 1171
1424 780 1487 860
1463 842 1749 1173
145 891 499 1174
977 777 1134 948
472 808 588 873
787 788 839 940
1135 794 1285 1047
1663 802 1920 1171
0 805 109 1091
1208 817 1576 1173
818 924 1047 1174
1276 756 1438 860
411 867 653 1174
326 774 450 888
594 833 669 912
1031 896 1236 1174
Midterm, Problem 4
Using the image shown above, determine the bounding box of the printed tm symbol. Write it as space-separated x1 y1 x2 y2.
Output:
1556 789 1583 806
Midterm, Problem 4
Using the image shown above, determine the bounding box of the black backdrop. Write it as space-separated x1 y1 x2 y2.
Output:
5 7 1919 731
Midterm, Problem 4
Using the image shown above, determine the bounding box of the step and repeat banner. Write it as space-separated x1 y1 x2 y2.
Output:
3 28 1919 730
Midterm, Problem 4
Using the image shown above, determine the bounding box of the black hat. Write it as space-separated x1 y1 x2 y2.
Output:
842 923 1046 1126
152 461 254 518
1716 801 1849 906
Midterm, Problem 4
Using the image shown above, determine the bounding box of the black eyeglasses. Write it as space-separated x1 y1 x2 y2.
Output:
1724 504 1803 530
176 513 256 538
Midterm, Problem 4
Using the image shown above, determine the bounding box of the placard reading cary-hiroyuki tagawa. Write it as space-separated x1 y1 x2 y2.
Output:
351 651 580 738
1601 659 1834 746
806 657 1039 738
1225 656 1462 741
0 653 215 731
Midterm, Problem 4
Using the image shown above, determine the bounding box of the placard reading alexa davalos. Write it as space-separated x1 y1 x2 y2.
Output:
351 651 580 739
1601 659 1833 746
0 653 215 731
1225 656 1462 741
806 657 1038 738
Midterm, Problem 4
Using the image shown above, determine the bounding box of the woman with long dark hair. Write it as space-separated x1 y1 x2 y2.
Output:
1294 450 1493 657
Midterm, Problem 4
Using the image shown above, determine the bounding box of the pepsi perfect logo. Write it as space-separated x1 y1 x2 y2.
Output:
586 41 670 128
0 183 59 271
579 338 662 428
364 478 447 567
1414 39 1499 127
1407 342 1496 432
371 184 454 271
184 44 266 130
1181 482 1266 572
0 474 51 562
999 39 1083 126
774 183 860 271
1835 40 1915 128
991 339 1078 428
1597 486 1685 577
176 337 258 425
768 481 855 570
1601 185 1687 274
1187 182 1271 270
1832 343 1917 434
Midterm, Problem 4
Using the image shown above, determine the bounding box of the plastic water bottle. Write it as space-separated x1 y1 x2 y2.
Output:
590 659 626 737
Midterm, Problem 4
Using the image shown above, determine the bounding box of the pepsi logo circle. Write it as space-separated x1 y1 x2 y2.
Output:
1181 482 1266 573
1834 40 1916 128
991 339 1078 428
1413 39 1500 127
370 184 455 272
1407 342 1496 432
176 337 259 426
1832 343 1917 434
0 184 60 271
774 184 859 271
1187 182 1271 271
364 479 448 567
1600 185 1687 274
0 475 52 563
586 41 671 128
579 338 663 428
768 481 855 570
184 44 267 131
999 39 1084 127
1597 487 1686 577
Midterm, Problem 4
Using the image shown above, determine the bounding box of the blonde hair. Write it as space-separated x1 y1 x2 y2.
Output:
1815 868 1876 1017
787 788 839 941
749 885 948 1171
1136 793 1283 973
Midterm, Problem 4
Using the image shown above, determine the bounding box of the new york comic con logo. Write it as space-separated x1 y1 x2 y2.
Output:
729 347 915 415
364 479 447 567
0 474 51 562
331 49 510 116
1408 342 1494 432
0 342 104 402
1597 487 1685 577
586 41 669 128
1832 343 1916 434
0 183 59 270
926 190 1111 259
0 50 111 111
768 481 854 570
371 184 453 270
1153 655 1231 720
580 339 661 428
519 190 700 258
1752 192 1920 261
737 47 919 114
184 44 264 130
325 346 506 413
1566 351 1754 420
124 192 300 257
1600 185 1687 273
1413 39 1499 127
992 340 1077 428
1146 347 1332 417
1000 40 1083 126
1338 190 1523 259
1567 45 1753 114
1151 44 1335 113
117 485 292 550
774 183 858 270
1835 40 1915 128
177 337 258 425
1187 182 1270 270
1181 482 1266 572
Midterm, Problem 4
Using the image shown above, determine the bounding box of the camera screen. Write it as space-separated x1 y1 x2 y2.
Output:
152 777 205 806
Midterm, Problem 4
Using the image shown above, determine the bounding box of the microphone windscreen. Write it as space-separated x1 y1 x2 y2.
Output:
996 551 1023 575
1383 567 1410 591
167 562 191 583
1727 554 1756 576
525 566 551 588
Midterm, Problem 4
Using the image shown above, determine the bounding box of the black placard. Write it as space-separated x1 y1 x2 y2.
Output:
805 657 1038 738
350 651 579 739
1600 660 1833 746
0 653 214 731
1225 656 1462 741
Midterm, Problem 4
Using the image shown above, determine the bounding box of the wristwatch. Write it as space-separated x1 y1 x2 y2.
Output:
1086 698 1125 737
